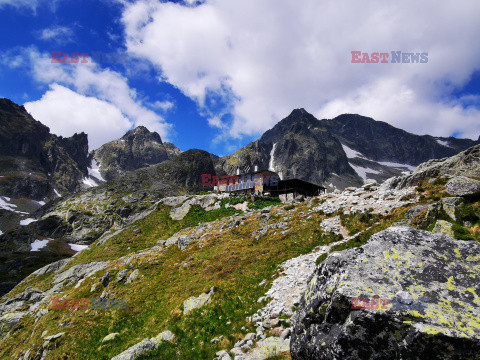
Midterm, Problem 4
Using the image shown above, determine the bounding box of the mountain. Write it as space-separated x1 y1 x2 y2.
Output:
0 98 89 200
90 126 183 182
219 109 362 189
219 109 479 189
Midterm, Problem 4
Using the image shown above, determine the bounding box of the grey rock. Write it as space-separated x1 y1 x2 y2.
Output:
280 328 291 340
102 333 120 343
43 332 65 341
230 347 244 356
440 197 464 222
432 220 454 237
183 287 214 314
111 338 158 360
403 203 439 229
53 262 108 287
445 176 480 197
387 145 480 189
101 270 110 287
126 269 139 284
116 269 128 283
0 311 27 334
177 235 192 250
151 330 175 343
291 227 480 360
30 259 71 277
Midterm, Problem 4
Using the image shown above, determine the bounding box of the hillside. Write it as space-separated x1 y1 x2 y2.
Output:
0 146 478 359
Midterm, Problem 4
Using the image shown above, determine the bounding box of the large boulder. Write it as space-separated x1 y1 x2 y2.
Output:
291 227 480 360
445 176 480 197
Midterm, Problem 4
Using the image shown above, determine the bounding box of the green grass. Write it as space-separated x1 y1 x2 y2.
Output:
340 211 382 236
0 202 328 359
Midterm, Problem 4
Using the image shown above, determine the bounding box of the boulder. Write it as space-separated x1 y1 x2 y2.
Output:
151 330 175 343
183 287 214 314
101 270 110 287
432 220 454 237
291 227 480 360
126 269 139 284
116 269 128 283
445 176 480 197
403 203 439 229
177 235 192 250
362 179 378 190
440 197 464 222
102 333 120 343
0 312 27 335
243 337 290 360
111 338 158 360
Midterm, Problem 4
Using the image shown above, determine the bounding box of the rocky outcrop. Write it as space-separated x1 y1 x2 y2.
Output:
291 227 480 360
386 145 480 189
0 98 89 200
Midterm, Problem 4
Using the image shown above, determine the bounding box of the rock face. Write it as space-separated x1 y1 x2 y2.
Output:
320 114 477 166
92 126 182 181
291 227 480 360
0 98 89 199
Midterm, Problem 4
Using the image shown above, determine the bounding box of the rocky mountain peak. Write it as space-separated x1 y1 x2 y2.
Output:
122 126 163 144
91 126 182 181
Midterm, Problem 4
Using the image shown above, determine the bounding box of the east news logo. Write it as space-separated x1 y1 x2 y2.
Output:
351 51 428 63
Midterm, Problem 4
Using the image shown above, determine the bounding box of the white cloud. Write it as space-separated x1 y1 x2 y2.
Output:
37 25 74 44
0 0 61 12
21 48 171 149
121 0 480 140
151 100 175 112
25 84 132 149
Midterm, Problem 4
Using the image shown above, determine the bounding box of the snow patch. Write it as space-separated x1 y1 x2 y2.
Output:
378 161 416 172
69 243 89 252
54 189 62 197
0 196 17 211
35 200 46 206
20 218 37 226
436 139 451 147
88 159 105 182
341 144 365 159
0 230 3 236
82 177 99 188
268 143 277 172
30 239 51 252
349 163 380 180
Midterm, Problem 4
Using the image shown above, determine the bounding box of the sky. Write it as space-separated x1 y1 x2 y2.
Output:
0 0 479 154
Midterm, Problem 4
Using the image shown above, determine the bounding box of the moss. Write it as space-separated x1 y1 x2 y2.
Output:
452 224 475 241
315 253 328 266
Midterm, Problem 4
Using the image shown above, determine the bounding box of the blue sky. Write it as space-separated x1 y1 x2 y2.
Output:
0 0 479 154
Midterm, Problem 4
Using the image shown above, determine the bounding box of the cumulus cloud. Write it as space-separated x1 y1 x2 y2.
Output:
121 0 480 140
25 84 132 149
22 48 171 149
